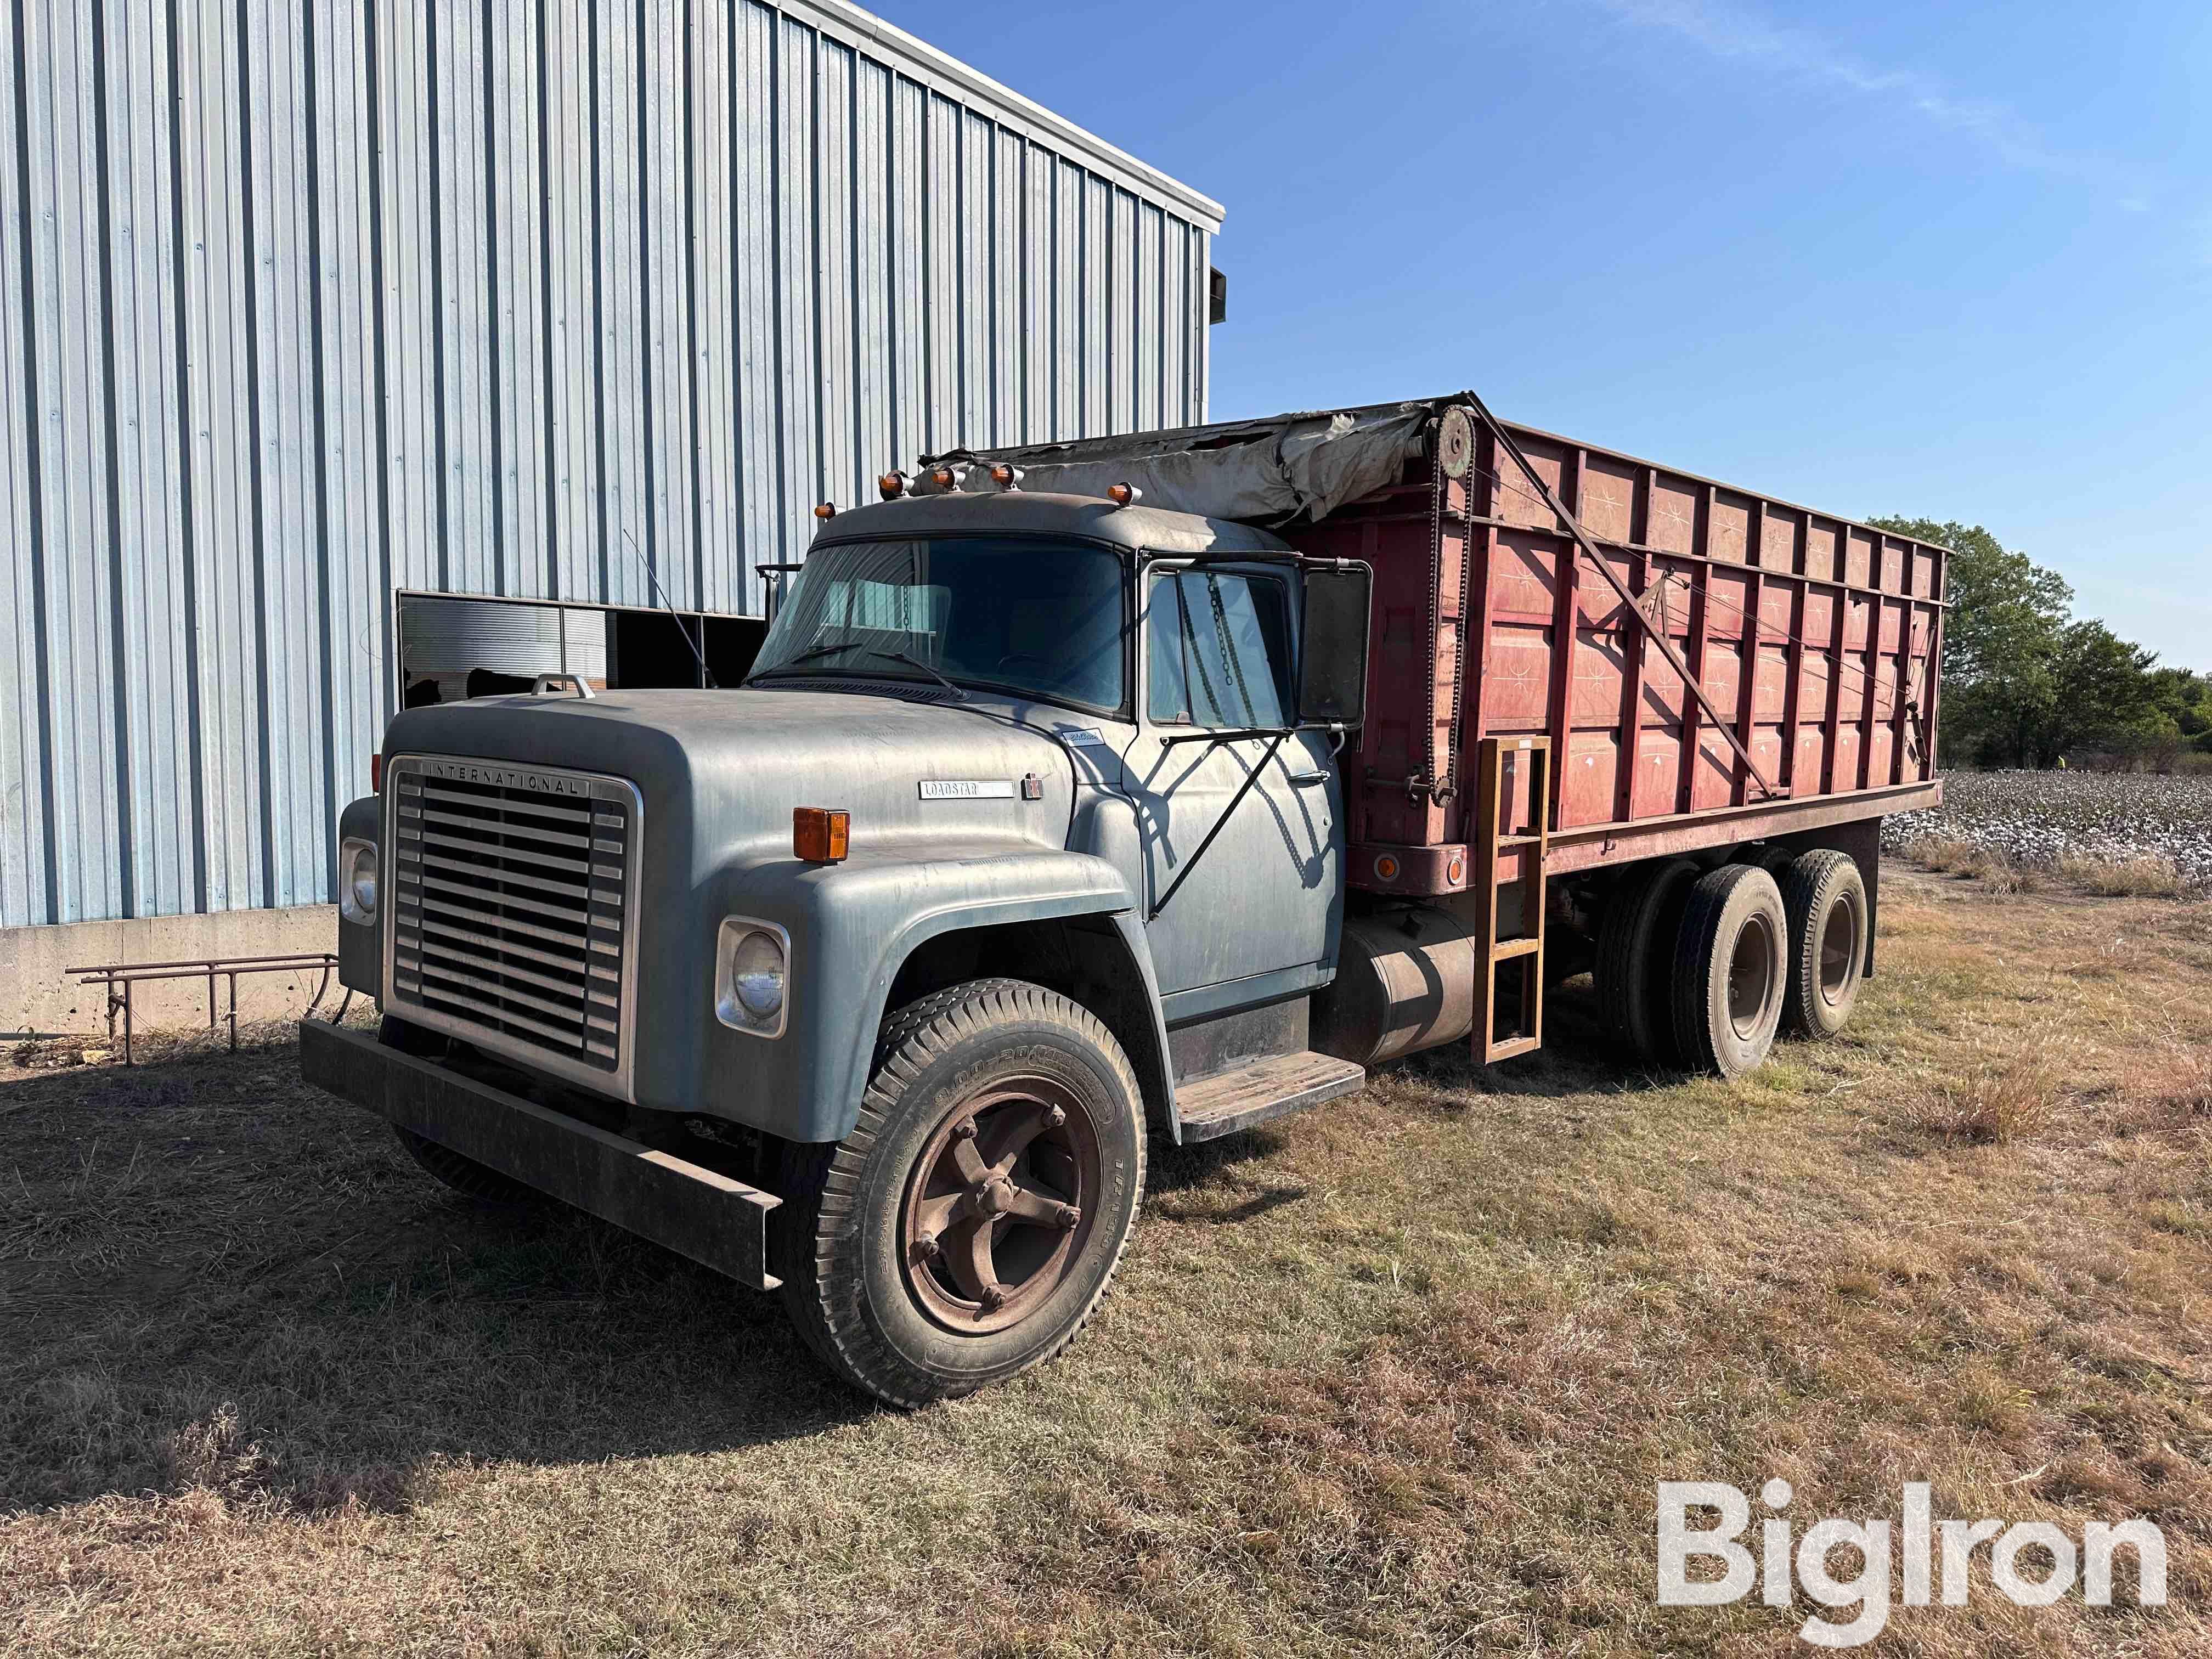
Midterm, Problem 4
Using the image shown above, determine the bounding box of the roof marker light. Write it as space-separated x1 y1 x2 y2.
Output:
814 501 837 520
1105 482 1143 508
988 462 1023 490
878 470 907 500
927 465 958 493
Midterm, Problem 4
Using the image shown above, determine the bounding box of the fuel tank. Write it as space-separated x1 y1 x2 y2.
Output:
1311 903 1479 1066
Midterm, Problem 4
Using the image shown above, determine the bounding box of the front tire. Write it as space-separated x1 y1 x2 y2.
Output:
775 979 1147 1408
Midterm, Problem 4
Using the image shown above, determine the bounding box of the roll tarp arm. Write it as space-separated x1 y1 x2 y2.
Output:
1457 391 1781 801
932 403 1438 527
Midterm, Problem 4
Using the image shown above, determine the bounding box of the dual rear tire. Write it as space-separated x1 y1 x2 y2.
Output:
1594 857 1698 1064
1671 864 1788 1076
1598 848 1868 1077
1779 850 1869 1040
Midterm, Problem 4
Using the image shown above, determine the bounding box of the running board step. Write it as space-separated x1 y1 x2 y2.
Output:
1175 1049 1367 1143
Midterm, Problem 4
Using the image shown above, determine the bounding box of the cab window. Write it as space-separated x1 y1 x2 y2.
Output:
1147 569 1293 728
749 536 1127 714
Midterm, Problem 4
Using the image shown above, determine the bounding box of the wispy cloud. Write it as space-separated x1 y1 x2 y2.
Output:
1589 0 2137 195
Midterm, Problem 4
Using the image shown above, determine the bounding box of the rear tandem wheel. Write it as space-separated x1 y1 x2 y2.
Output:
1670 864 1789 1079
1594 857 1700 1066
1780 849 1869 1040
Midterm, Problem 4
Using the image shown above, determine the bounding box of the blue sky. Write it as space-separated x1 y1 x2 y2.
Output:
874 0 2212 671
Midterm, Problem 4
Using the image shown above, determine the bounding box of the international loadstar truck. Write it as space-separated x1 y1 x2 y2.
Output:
301 394 1946 1405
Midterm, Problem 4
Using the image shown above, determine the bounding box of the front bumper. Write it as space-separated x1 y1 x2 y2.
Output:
300 1021 782 1290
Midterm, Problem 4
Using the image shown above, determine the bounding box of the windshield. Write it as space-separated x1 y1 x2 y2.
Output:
748 536 1127 714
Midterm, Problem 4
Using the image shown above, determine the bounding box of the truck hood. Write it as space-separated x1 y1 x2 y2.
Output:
381 686 1082 866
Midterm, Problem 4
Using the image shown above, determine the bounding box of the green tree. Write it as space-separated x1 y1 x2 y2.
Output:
2147 667 2212 755
2035 621 2159 764
1867 518 2073 766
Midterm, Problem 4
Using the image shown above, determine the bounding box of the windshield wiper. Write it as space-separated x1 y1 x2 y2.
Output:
772 641 866 668
753 642 967 700
866 648 968 699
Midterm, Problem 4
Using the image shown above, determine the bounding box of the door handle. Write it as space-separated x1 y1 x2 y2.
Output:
1287 770 1331 787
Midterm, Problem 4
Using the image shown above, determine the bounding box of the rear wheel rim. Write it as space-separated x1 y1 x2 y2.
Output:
1818 895 1860 1006
900 1074 1101 1336
1727 913 1778 1040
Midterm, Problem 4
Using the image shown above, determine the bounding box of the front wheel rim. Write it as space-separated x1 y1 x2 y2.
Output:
899 1074 1102 1336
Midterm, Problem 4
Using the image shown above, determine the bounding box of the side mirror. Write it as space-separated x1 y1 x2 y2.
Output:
1297 563 1372 728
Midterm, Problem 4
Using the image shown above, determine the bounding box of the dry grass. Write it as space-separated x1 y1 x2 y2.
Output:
1901 835 2198 901
2057 853 2188 899
3 871 2210 1656
1900 834 2045 893
1898 833 1987 875
1909 1047 2069 1144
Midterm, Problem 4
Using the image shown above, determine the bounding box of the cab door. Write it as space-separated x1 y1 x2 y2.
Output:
1120 562 1341 999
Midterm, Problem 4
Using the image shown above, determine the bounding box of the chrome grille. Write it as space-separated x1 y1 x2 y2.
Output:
384 757 641 1095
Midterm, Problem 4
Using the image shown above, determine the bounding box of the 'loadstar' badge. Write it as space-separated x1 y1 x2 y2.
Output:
918 780 1015 800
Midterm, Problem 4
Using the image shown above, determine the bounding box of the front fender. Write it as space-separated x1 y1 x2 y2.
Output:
694 843 1165 1143
335 795 380 995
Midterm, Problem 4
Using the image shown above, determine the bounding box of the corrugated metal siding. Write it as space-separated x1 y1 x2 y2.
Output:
0 0 1220 928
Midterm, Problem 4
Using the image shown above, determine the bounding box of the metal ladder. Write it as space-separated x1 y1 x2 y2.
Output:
1470 736 1550 1064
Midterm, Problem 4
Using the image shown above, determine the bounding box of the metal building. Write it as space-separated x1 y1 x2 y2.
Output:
0 0 1222 950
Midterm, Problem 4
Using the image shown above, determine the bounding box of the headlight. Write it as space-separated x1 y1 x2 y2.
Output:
731 933 785 1017
715 918 790 1037
340 838 379 924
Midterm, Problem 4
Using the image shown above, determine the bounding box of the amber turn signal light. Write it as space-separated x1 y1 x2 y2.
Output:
1105 481 1142 507
877 470 906 500
793 806 850 864
813 501 837 520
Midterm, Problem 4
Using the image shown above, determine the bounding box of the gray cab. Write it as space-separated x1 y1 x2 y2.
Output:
307 481 1372 1406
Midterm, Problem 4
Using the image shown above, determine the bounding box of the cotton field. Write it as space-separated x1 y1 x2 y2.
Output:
1886 769 2212 888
